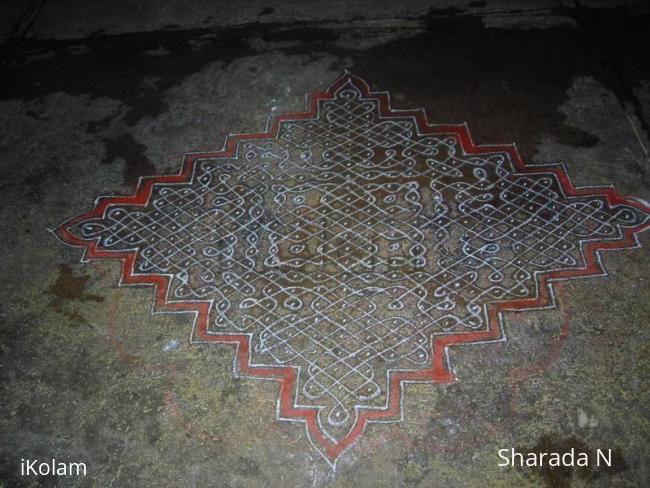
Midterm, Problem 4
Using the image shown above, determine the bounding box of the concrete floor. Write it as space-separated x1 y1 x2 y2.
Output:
1 0 649 486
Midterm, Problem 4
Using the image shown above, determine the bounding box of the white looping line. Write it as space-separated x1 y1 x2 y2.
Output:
52 73 650 469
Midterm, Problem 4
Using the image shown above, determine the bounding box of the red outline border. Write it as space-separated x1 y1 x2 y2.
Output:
54 73 650 463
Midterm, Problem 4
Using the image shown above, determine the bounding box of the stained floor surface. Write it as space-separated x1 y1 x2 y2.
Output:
1 1 650 487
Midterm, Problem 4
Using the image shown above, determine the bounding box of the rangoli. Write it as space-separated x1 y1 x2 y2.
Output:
53 73 650 466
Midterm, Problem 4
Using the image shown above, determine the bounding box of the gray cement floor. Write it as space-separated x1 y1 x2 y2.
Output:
1 1 649 486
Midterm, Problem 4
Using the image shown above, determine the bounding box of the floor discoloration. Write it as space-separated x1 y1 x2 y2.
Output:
1 1 650 486
52 73 650 468
45 265 103 303
520 435 627 487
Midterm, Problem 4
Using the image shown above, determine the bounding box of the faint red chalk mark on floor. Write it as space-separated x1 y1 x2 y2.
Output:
105 290 221 443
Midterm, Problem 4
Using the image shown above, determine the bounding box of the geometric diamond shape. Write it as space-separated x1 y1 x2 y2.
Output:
53 73 650 467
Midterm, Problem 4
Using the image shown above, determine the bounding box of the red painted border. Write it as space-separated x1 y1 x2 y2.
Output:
54 73 650 463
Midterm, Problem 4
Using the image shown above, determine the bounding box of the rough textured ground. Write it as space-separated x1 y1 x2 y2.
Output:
1 1 649 487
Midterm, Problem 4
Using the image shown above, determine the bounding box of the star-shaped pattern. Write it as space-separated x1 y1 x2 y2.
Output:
54 73 650 466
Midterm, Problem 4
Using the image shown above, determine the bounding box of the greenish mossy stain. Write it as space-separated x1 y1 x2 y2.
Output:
234 456 261 477
220 378 243 401
397 449 430 484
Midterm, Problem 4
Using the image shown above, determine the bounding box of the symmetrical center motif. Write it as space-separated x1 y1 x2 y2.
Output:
54 73 650 466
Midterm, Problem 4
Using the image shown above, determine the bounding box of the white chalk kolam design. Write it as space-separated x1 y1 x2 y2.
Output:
54 73 650 467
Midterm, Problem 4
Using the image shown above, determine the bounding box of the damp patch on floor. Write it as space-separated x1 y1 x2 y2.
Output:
53 73 650 467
